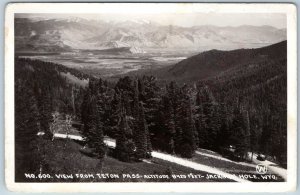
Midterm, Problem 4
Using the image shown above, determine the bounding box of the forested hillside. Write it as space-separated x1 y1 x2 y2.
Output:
15 40 287 181
195 42 287 165
152 41 286 83
15 58 89 181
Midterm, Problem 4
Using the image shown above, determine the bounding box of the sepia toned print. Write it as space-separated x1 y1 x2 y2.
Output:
5 3 297 192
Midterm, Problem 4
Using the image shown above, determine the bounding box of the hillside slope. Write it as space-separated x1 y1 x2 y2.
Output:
15 58 90 118
151 41 286 83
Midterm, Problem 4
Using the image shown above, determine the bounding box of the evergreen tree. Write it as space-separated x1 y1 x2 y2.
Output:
81 88 92 135
195 92 208 148
133 79 139 119
135 102 150 159
115 106 135 162
81 81 105 159
197 85 219 150
15 80 41 181
217 103 230 148
243 110 251 159
139 76 161 134
230 106 247 160
178 86 196 158
38 87 53 139
162 95 176 153
136 102 147 158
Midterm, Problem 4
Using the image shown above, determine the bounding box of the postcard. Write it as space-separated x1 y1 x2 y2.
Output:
4 3 297 192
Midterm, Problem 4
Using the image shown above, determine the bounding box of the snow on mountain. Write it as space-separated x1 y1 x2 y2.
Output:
15 17 287 53
129 46 146 54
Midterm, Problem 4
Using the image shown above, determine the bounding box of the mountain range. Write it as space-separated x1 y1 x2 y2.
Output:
15 17 286 53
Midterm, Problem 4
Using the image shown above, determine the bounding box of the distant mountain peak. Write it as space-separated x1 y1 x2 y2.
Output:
15 17 287 53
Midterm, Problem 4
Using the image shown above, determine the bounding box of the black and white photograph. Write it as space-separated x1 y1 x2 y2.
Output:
5 3 297 192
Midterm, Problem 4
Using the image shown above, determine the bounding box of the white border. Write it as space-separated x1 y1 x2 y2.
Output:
4 3 297 192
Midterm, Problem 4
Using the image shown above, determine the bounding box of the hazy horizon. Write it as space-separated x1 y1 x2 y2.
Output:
16 13 286 29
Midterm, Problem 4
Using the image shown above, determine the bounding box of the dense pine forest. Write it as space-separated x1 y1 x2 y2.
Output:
15 41 287 182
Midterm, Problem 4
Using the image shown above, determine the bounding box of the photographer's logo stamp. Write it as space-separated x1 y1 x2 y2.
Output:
256 164 268 174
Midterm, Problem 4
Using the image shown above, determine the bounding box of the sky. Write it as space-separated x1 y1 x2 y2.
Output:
16 13 286 29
